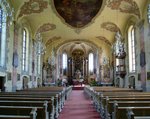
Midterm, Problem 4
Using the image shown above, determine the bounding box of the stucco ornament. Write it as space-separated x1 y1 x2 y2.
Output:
18 0 48 18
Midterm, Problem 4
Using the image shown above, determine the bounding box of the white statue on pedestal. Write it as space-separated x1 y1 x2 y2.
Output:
75 70 81 80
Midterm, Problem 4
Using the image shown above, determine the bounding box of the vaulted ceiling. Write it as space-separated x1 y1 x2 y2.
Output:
9 0 147 59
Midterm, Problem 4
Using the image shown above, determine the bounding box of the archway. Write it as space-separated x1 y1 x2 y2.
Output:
56 40 100 85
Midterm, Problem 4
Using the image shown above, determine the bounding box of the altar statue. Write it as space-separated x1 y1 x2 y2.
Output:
75 70 84 86
75 70 81 80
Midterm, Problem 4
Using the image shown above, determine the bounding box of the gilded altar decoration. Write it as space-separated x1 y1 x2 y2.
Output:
107 0 140 18
18 0 48 18
53 0 103 28
101 22 120 32
96 36 112 46
37 23 56 33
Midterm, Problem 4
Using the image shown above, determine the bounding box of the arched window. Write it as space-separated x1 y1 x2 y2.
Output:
62 53 67 69
89 53 94 73
147 4 150 23
0 8 3 42
128 25 136 72
0 6 7 68
37 55 41 75
22 28 29 72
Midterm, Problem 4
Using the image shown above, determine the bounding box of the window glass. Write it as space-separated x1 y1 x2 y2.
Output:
22 28 29 72
128 25 136 72
89 53 94 73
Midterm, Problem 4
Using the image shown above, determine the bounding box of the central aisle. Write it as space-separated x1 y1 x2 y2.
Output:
58 90 101 119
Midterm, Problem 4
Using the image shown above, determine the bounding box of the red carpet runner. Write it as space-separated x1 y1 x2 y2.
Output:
58 90 101 119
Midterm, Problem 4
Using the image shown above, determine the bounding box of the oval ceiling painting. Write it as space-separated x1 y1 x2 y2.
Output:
53 0 103 28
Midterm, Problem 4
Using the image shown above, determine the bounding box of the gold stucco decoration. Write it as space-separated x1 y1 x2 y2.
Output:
101 22 120 32
37 23 56 33
96 36 112 46
18 0 48 18
45 36 61 47
107 0 140 18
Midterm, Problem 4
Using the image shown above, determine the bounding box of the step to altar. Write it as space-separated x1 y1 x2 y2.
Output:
72 86 84 90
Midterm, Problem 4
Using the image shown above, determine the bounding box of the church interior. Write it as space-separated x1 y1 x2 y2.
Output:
0 0 150 119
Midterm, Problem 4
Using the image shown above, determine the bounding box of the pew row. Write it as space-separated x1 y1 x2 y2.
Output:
84 86 150 119
0 86 72 119
106 101 150 119
0 106 37 119
113 105 150 119
0 92 60 118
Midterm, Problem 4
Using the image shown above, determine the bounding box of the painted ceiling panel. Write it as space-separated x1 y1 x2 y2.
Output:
53 0 103 28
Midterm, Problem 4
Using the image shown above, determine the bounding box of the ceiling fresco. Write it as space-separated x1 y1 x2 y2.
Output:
101 22 120 32
37 23 56 33
18 0 48 19
107 0 140 18
53 0 103 28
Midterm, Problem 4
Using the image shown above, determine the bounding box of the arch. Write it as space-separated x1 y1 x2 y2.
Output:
37 77 41 87
115 76 124 88
56 39 101 55
22 75 29 89
128 75 136 89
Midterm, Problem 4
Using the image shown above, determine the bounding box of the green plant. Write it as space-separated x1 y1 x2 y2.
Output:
57 79 62 86
90 79 98 86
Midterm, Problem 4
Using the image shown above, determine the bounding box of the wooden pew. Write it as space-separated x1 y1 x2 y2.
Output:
103 97 150 119
0 106 37 119
87 86 150 119
106 101 150 119
86 86 143 112
127 108 150 119
92 86 142 92
113 105 150 119
0 91 64 112
96 92 150 116
0 96 54 119
27 86 73 101
132 116 150 119
0 100 49 119
88 87 150 119
0 87 70 119
0 86 72 119
0 92 60 117
16 86 71 109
